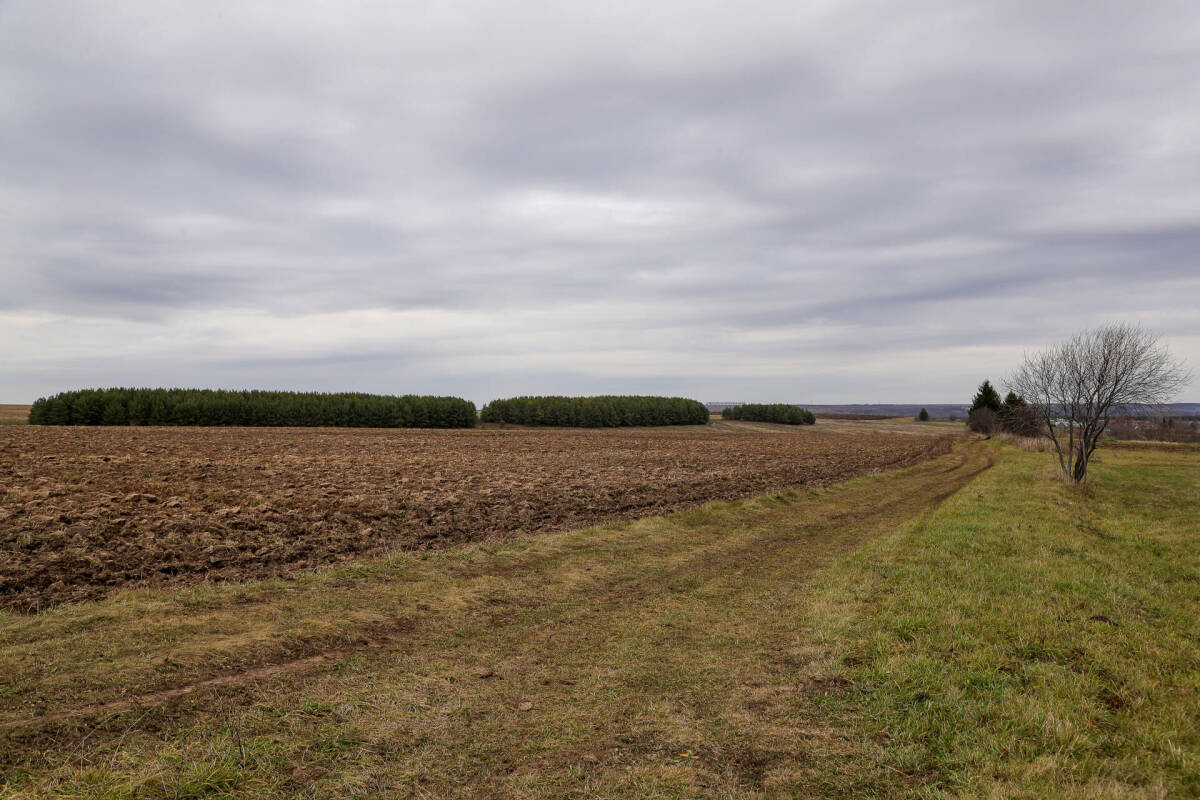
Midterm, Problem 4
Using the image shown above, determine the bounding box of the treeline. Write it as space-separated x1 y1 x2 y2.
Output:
480 396 709 427
721 403 815 425
28 389 477 428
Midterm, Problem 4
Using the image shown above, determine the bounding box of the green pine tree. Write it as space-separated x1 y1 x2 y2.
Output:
971 380 1003 413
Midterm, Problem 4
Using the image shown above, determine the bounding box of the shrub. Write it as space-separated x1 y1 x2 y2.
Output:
918 408 929 421
721 404 815 425
967 407 1000 434
479 396 708 427
27 389 477 428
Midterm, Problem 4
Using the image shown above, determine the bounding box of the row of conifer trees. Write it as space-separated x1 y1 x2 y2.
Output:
967 380 1039 436
27 389 478 428
721 403 815 425
479 395 710 427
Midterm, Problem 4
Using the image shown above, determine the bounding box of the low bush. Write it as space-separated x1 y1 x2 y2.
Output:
479 396 709 427
722 404 815 425
967 407 1000 434
28 388 477 428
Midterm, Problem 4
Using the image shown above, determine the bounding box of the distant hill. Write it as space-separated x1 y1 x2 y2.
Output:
707 402 1200 420
1158 403 1200 417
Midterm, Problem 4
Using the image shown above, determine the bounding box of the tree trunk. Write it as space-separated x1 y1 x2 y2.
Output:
1072 442 1089 483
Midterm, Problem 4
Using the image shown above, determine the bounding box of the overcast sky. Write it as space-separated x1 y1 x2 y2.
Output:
2 1 1198 404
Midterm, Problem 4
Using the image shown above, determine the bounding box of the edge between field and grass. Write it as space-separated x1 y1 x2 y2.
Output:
1 440 1198 798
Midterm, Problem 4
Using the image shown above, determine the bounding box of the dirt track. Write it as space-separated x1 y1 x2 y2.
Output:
0 425 953 611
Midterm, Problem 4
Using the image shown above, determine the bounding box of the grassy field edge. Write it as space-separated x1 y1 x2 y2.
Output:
800 444 1200 798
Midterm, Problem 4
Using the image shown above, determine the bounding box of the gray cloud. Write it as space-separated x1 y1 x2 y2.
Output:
2 0 1198 404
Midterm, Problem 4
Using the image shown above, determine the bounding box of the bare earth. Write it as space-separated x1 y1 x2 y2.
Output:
0 422 954 611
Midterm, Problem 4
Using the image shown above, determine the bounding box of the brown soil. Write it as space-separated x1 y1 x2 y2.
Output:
0 425 953 611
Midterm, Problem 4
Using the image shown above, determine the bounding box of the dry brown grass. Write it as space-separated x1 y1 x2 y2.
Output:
0 405 30 425
716 417 963 437
993 432 1056 451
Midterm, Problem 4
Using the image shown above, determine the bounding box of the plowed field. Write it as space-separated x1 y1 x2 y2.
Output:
0 425 954 611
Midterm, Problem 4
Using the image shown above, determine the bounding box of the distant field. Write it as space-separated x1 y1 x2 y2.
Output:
0 420 954 611
813 412 893 420
707 417 960 437
812 416 963 436
0 405 30 425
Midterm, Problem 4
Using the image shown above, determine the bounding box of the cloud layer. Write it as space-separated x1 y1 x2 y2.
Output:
3 0 1198 403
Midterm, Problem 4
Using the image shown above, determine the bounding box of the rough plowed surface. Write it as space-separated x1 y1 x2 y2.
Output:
0 426 952 611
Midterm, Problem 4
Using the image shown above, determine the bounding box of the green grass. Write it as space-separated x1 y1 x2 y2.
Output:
1 441 1197 798
803 444 1200 798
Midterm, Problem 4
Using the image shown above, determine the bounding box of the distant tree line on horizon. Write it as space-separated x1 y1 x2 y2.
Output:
721 403 815 425
28 388 478 428
480 395 709 427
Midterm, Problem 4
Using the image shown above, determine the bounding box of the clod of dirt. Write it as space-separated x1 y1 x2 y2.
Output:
518 701 534 711
291 765 329 783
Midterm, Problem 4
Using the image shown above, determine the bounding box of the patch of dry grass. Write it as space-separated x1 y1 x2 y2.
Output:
993 431 1056 451
714 416 963 437
0 405 30 425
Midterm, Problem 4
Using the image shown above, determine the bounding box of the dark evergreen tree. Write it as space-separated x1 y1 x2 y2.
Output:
971 380 1003 413
918 408 929 421
998 391 1022 427
999 391 1040 436
101 398 128 426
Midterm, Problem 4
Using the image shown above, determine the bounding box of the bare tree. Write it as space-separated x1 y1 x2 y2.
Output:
1007 323 1191 483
